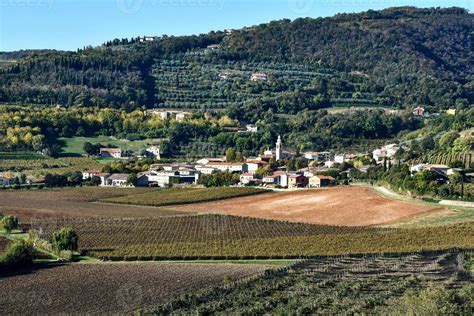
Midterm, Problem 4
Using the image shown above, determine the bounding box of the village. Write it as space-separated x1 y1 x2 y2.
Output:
72 135 462 190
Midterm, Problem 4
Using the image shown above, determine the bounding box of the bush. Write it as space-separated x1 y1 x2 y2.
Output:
51 227 79 253
1 239 34 266
1 215 18 233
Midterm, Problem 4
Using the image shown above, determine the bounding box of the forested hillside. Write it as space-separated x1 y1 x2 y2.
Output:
0 7 472 113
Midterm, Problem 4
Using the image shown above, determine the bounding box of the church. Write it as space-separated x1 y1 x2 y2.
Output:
263 135 296 161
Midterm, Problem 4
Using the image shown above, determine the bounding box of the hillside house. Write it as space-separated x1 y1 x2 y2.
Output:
410 164 450 176
207 44 220 50
100 148 122 158
372 144 399 163
250 73 267 81
288 174 308 188
447 109 456 115
103 174 133 187
139 36 156 43
246 124 258 133
145 146 161 159
309 175 335 188
324 161 336 168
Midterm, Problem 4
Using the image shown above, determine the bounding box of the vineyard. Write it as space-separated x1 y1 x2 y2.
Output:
151 250 473 314
0 156 100 177
411 151 473 169
28 215 474 260
103 187 267 207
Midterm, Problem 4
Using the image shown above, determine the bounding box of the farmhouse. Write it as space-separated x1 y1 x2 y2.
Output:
334 154 346 164
309 175 335 188
100 148 122 158
103 174 133 187
147 110 190 122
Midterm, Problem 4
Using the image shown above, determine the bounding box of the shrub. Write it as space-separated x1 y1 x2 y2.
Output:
1 215 18 233
1 239 34 266
51 227 79 253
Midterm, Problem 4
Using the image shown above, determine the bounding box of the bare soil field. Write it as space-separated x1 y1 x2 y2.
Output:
0 262 272 314
173 187 445 226
0 187 189 220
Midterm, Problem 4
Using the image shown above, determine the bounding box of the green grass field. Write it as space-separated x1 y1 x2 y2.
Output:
58 136 164 155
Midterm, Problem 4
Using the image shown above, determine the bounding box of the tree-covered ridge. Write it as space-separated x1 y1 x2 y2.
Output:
224 7 473 108
0 7 472 111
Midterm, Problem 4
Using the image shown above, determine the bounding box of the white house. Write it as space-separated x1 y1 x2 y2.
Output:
245 160 266 174
145 146 161 159
100 148 122 158
103 174 133 187
262 172 288 187
207 162 247 173
334 154 346 164
82 169 101 180
410 164 450 176
246 124 258 133
196 157 224 165
195 165 216 175
324 161 336 168
240 173 256 185
372 144 399 163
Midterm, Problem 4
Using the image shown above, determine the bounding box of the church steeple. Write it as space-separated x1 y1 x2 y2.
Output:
276 135 282 161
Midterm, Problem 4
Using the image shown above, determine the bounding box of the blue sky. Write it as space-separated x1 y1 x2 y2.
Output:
0 0 472 51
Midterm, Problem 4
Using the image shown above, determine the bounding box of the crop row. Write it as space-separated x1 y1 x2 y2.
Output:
151 250 473 314
103 187 267 207
28 214 474 260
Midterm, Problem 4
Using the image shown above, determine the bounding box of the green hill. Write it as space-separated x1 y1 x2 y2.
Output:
0 7 472 113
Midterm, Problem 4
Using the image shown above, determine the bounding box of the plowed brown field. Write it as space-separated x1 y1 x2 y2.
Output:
0 187 188 220
173 187 445 226
0 262 272 314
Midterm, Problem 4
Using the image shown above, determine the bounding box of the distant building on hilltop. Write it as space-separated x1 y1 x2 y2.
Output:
250 73 267 81
412 107 425 117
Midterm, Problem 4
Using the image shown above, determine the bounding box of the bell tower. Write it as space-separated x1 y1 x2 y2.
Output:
276 135 282 161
